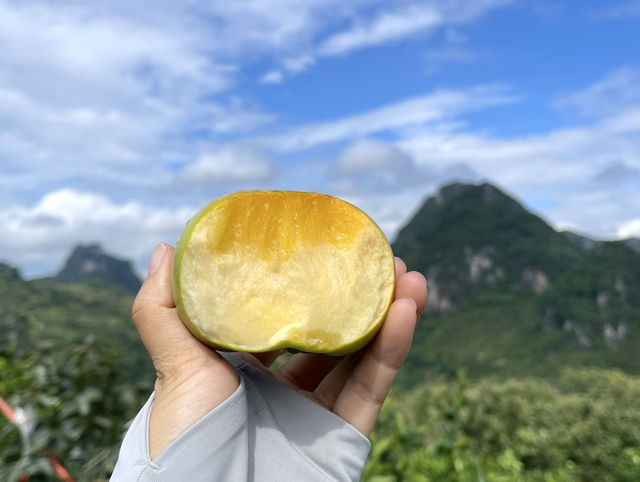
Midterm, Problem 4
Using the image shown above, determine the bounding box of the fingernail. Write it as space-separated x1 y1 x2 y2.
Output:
148 243 166 276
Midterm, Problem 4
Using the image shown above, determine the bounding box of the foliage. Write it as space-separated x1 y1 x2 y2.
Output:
0 270 153 382
398 293 640 387
0 312 152 481
363 370 640 482
1 310 639 481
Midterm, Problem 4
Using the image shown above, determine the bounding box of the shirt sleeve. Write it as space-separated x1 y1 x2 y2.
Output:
110 354 371 482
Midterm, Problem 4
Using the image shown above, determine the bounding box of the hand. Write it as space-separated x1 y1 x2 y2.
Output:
132 243 427 459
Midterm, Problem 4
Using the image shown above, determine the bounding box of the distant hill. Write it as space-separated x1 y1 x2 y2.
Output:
55 243 141 294
393 182 640 385
0 258 152 381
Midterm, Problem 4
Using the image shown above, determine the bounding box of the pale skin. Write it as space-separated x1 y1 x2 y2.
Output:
132 242 428 460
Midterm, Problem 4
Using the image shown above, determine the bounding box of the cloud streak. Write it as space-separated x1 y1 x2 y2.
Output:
318 0 512 57
264 84 519 151
552 66 640 118
319 5 442 56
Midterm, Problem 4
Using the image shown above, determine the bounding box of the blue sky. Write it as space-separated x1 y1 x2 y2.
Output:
0 0 638 277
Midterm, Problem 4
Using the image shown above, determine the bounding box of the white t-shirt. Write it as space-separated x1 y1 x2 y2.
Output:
111 354 371 481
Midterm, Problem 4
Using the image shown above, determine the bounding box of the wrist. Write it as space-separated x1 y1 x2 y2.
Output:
148 364 239 459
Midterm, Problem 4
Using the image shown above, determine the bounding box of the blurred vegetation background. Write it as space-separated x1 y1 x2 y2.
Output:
1 182 639 480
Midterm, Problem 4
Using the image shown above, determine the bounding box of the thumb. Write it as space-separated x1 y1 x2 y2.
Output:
132 243 234 385
132 243 185 368
136 243 240 460
137 242 176 309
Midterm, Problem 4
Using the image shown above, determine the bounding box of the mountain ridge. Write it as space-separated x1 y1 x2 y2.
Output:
54 243 141 294
392 182 583 310
391 182 640 384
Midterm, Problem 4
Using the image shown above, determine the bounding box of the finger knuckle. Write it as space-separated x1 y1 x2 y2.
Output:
131 293 150 324
347 372 386 406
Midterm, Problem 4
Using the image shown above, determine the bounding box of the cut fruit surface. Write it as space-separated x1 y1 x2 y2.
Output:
172 191 395 355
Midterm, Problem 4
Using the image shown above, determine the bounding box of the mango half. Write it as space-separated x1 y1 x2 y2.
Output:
172 191 395 355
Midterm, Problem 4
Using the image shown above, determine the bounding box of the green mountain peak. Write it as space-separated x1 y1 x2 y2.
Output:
56 243 141 294
393 182 580 311
393 182 640 383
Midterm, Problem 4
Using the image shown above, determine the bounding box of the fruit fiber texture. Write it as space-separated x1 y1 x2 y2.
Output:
172 191 395 355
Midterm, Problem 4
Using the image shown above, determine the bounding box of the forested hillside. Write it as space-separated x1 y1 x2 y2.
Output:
0 261 152 382
393 182 640 386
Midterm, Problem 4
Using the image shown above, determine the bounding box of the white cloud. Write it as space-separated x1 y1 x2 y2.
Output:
400 107 640 185
552 66 640 118
188 0 354 55
265 84 518 151
245 1 508 83
0 1 240 194
179 145 273 184
594 161 640 184
618 219 640 238
548 186 640 240
282 55 316 72
335 139 414 173
0 2 233 105
330 139 422 194
341 67 640 241
319 5 442 56
259 70 285 84
209 100 275 133
335 100 638 239
589 1 640 20
396 97 640 239
329 138 481 215
0 0 517 200
0 189 195 277
0 0 367 200
401 70 640 165
318 0 512 57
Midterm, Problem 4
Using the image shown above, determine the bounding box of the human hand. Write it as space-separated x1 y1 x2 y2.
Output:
132 243 427 459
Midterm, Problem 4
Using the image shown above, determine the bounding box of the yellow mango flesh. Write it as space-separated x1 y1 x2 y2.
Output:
172 191 395 355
